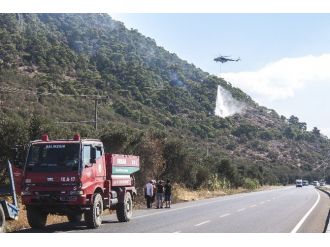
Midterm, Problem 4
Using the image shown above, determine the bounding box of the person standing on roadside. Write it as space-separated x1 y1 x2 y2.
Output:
164 179 172 208
156 180 164 209
151 180 156 205
145 180 154 208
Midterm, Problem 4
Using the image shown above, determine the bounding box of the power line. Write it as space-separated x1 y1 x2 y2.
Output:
0 84 109 98
55 121 95 124
0 85 36 95
0 84 110 130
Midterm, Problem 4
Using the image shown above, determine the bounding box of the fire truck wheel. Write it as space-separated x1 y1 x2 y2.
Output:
67 213 83 223
84 193 103 228
0 204 5 233
116 192 132 222
26 206 48 229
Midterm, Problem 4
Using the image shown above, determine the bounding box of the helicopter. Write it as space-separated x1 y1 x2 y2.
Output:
214 55 241 63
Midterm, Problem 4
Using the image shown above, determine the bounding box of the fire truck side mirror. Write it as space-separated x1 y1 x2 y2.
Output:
10 146 24 168
90 147 96 164
11 147 18 160
16 162 24 168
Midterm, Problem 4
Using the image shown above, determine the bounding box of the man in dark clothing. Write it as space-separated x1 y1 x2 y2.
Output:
151 180 156 205
164 179 172 208
156 180 164 208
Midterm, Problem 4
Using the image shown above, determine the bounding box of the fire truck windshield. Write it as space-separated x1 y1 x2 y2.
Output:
26 143 80 172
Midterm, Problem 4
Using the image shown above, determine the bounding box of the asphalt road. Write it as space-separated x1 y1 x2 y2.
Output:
17 186 329 233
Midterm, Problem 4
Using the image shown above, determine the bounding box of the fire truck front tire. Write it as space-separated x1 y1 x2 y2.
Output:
84 193 103 229
0 204 5 233
26 206 48 229
116 192 132 222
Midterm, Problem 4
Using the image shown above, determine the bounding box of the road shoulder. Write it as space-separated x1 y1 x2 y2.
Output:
297 188 329 233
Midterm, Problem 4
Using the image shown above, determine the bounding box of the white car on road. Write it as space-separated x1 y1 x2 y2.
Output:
312 181 320 187
296 179 303 188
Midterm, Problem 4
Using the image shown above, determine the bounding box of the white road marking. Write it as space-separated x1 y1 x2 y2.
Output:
267 199 271 202
291 190 321 233
133 187 293 220
220 213 231 218
249 204 257 208
173 231 181 233
237 208 246 212
133 194 255 220
194 220 210 226
259 201 265 204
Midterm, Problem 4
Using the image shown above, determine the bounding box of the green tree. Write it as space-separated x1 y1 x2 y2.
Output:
312 127 320 136
283 126 296 139
216 159 241 188
29 114 49 140
288 115 299 125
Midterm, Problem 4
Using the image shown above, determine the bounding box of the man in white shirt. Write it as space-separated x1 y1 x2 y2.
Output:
145 180 154 208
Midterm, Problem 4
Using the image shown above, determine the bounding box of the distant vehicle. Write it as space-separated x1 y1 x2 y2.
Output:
312 181 320 187
319 180 326 186
296 179 303 188
302 180 309 186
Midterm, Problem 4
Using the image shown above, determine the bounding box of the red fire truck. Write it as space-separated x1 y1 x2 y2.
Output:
21 134 139 229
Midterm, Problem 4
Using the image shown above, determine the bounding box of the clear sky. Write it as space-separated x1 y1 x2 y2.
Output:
111 13 330 137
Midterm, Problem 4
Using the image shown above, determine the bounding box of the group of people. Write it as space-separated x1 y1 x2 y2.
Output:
144 179 172 209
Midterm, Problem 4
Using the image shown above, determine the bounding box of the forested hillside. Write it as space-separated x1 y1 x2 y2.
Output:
0 13 329 189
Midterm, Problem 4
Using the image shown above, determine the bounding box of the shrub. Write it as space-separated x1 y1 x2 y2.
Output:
207 174 223 191
243 178 260 190
259 130 274 141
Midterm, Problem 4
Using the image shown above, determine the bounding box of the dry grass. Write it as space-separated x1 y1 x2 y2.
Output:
171 184 281 203
319 186 330 194
171 184 226 202
4 184 282 232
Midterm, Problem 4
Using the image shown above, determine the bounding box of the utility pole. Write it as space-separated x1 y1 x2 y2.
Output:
44 94 108 130
94 98 98 130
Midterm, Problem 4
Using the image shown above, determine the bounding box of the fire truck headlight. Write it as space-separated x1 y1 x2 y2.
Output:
69 190 83 195
21 191 32 196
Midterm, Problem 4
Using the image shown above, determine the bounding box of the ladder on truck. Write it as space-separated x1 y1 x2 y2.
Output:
0 160 20 232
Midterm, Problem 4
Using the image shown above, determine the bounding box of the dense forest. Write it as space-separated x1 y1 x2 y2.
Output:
0 13 329 190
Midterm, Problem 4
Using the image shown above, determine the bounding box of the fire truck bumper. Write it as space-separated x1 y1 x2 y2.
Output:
22 194 88 205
